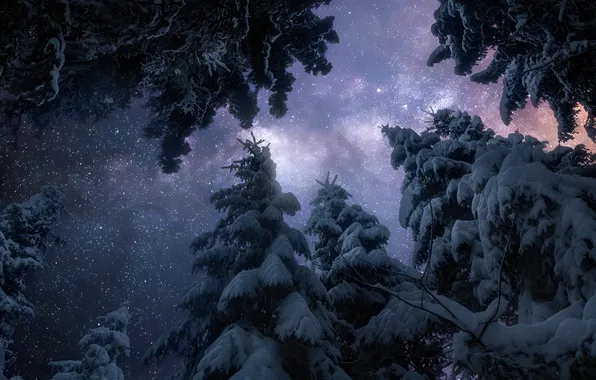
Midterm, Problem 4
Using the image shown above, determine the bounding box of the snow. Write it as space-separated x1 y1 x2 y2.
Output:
229 211 262 237
470 145 510 193
275 292 323 344
282 227 310 257
358 290 435 345
177 277 223 309
262 205 283 224
269 235 295 261
51 304 131 380
366 249 393 268
333 246 368 273
336 207 359 226
40 33 66 105
271 193 301 216
218 269 260 311
315 218 343 236
398 185 415 228
328 281 360 305
583 295 596 321
229 346 291 380
258 253 293 288
192 246 236 274
376 364 425 380
361 225 390 244
197 325 287 378
292 265 328 301
1 187 64 379
338 223 363 253
308 346 351 380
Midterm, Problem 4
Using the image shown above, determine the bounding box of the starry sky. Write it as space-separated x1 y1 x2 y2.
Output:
1 0 594 379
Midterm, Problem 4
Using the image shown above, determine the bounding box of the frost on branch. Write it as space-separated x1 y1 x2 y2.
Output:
427 0 596 143
306 174 447 378
0 186 64 379
146 136 347 379
50 302 132 380
383 107 596 378
275 292 323 344
0 0 339 173
195 325 290 380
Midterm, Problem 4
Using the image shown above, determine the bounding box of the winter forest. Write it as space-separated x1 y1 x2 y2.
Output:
1 0 596 379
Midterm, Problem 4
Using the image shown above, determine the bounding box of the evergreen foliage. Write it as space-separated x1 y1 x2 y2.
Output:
427 0 596 143
383 108 596 379
0 186 64 380
49 302 132 380
0 0 339 172
145 134 349 379
306 174 448 379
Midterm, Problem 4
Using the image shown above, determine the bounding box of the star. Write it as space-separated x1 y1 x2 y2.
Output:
1 0 593 378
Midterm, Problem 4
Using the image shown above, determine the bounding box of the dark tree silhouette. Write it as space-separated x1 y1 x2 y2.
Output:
0 0 339 172
0 186 64 379
427 0 596 143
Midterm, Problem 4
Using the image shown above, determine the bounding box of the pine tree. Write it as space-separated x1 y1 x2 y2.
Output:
306 175 447 379
383 108 596 379
0 186 65 380
145 134 349 379
0 0 339 173
427 0 596 143
49 302 132 380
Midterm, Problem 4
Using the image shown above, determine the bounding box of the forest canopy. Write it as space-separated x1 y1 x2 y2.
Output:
427 0 596 143
1 1 596 379
0 0 338 172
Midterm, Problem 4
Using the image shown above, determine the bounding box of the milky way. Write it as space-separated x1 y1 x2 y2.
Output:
1 0 594 378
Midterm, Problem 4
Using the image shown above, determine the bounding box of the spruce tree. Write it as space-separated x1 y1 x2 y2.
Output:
383 108 596 379
305 173 353 280
306 175 446 379
382 109 494 314
0 0 339 173
0 186 65 380
145 134 348 379
427 0 596 143
49 302 132 380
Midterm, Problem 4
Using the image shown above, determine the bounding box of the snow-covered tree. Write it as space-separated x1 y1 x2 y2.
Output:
49 302 132 380
427 0 596 143
0 186 64 380
306 174 447 379
382 109 494 314
145 134 348 379
305 173 353 280
383 108 596 379
306 174 395 323
0 0 339 173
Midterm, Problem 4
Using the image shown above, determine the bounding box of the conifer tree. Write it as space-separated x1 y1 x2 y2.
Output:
145 134 349 380
49 302 132 380
0 186 64 380
382 109 494 314
383 108 596 379
306 175 446 379
305 173 352 280
427 0 596 142
0 0 339 173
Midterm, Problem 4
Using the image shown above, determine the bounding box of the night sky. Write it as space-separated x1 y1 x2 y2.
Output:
1 0 594 379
